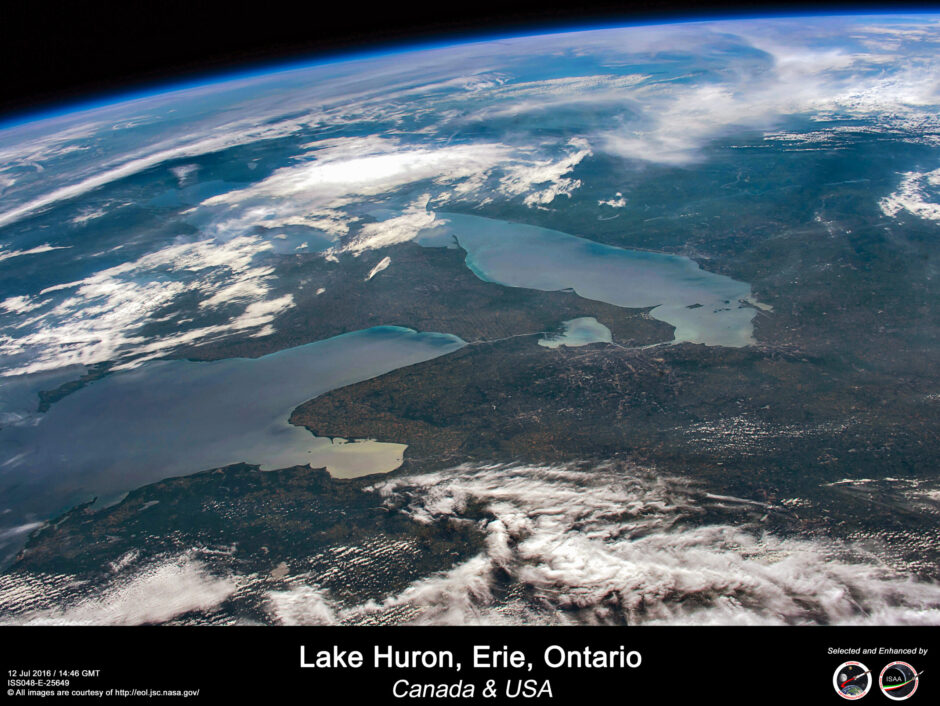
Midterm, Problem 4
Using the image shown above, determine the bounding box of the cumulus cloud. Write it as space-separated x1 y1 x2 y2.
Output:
3 463 937 626
598 192 626 208
0 235 292 376
203 138 512 212
498 138 591 207
265 463 940 626
193 138 513 248
0 296 43 315
198 135 596 252
343 196 439 255
2 17 937 379
267 585 337 625
3 18 938 241
880 168 940 222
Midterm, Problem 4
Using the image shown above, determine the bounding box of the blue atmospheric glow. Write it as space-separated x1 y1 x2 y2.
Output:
2 9 936 130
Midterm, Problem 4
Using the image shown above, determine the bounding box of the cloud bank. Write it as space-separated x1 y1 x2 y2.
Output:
264 463 940 625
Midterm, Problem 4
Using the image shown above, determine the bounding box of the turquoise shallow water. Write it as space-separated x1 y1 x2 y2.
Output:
419 212 764 347
539 317 612 348
0 326 465 558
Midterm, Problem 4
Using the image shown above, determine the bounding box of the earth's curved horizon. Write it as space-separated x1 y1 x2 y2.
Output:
0 13 938 625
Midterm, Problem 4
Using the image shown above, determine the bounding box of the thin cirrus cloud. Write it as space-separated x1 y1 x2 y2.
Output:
0 243 70 263
0 17 938 379
596 53 939 164
0 132 594 377
0 118 306 229
0 17 937 229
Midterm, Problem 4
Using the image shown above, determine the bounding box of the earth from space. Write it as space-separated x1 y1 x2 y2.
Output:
0 14 938 625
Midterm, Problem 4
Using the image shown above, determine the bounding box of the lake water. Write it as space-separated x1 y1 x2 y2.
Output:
0 211 766 567
539 317 612 348
419 212 764 347
0 326 465 564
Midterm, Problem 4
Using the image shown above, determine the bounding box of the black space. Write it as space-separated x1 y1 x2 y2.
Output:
0 0 935 121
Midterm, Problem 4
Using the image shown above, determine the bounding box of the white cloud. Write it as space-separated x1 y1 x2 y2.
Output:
199 136 597 251
204 139 512 213
0 118 305 229
2 18 938 240
0 121 101 172
343 196 438 255
264 463 940 626
70 204 112 225
198 278 270 309
598 192 626 208
880 168 940 222
2 18 938 382
581 29 940 164
1 554 234 625
462 74 650 120
171 163 199 186
365 256 392 280
0 522 42 542
0 235 292 376
193 138 509 248
0 243 70 263
267 585 337 625
499 138 591 207
0 295 43 314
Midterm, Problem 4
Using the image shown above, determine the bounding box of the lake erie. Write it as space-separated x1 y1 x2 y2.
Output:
0 326 465 564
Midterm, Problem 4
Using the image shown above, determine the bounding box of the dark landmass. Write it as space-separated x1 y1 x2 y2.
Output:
36 241 672 411
292 335 940 578
8 463 486 623
175 241 674 360
37 362 112 413
9 129 939 619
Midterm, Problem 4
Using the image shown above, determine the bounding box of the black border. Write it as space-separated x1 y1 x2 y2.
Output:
4 0 940 119
1 3 938 701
